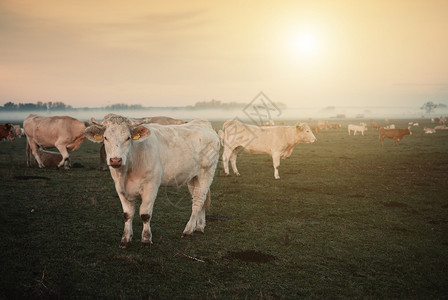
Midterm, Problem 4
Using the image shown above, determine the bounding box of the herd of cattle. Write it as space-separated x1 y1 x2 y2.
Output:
1 113 447 247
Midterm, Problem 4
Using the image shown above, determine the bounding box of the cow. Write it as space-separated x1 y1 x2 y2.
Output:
424 127 436 134
13 125 23 138
309 125 320 134
317 120 329 130
329 123 341 129
379 126 412 146
83 114 220 248
370 122 381 130
348 124 367 136
434 125 448 131
220 120 316 179
0 123 15 141
23 114 89 169
99 115 187 170
32 149 63 168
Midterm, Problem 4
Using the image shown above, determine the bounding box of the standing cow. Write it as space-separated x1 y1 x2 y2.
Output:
348 124 368 136
83 114 220 248
23 114 89 169
379 127 412 146
221 120 316 179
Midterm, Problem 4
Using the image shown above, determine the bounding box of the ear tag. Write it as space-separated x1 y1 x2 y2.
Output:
94 134 103 140
132 133 141 140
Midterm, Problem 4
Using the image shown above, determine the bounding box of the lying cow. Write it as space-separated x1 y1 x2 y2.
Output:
32 149 63 168
424 127 436 134
84 114 220 247
221 119 316 179
348 124 367 136
0 123 15 141
379 126 412 146
99 115 186 170
23 114 89 169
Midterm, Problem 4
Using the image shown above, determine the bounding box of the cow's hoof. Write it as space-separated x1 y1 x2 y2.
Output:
181 233 193 238
235 173 241 177
119 242 130 249
141 241 152 248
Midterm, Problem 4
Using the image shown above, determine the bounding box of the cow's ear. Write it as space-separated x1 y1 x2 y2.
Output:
296 122 305 132
131 126 150 141
83 125 105 143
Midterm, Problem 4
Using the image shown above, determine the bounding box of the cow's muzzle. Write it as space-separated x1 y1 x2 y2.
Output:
109 157 123 168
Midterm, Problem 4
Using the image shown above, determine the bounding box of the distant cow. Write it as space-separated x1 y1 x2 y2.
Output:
12 125 23 138
0 123 15 141
348 124 367 136
424 127 436 134
221 120 316 179
370 122 381 130
317 120 329 130
309 125 320 134
84 115 220 247
434 125 448 131
329 123 341 129
379 127 412 146
99 115 187 170
23 114 89 169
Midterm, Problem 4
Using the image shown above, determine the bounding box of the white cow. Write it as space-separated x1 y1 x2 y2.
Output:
424 127 436 134
348 124 368 136
221 120 316 179
83 114 220 248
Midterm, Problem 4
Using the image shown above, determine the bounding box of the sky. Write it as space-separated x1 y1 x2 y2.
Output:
0 0 447 109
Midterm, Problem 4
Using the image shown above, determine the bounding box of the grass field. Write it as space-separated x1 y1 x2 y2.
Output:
1 118 447 299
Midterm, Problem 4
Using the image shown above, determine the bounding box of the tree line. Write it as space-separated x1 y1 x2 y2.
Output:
0 101 73 111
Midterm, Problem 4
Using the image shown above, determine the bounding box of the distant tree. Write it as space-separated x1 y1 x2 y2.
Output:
3 102 17 110
420 101 439 115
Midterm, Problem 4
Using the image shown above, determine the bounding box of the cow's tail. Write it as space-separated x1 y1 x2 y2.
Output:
204 189 211 210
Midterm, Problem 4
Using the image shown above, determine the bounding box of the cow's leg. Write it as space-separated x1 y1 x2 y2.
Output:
183 173 212 236
54 143 70 169
229 148 240 176
118 195 135 248
139 183 159 247
272 152 281 179
26 140 32 167
221 146 232 176
28 139 45 168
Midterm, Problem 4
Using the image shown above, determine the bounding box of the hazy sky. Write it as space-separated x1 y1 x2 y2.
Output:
1 0 447 108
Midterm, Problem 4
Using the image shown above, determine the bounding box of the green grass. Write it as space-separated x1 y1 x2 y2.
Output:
1 119 447 299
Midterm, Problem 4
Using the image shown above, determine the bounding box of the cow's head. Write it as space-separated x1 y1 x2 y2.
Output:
295 122 317 143
84 115 150 168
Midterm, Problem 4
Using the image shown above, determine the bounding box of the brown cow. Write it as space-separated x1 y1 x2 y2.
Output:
32 149 63 168
0 123 15 141
99 115 187 170
379 126 412 146
23 114 89 169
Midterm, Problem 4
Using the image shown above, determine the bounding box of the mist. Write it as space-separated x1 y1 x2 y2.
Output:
1 105 446 124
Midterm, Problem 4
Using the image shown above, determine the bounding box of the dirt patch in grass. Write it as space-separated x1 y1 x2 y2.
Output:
226 250 275 263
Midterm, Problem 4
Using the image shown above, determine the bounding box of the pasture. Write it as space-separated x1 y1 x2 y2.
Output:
1 118 447 299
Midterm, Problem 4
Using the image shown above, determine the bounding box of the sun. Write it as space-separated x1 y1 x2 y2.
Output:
292 32 318 55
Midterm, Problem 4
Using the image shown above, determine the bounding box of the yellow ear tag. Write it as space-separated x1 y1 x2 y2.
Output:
132 133 140 140
94 134 103 140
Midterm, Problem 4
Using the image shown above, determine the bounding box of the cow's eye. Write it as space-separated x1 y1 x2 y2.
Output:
126 136 131 141
104 136 108 142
